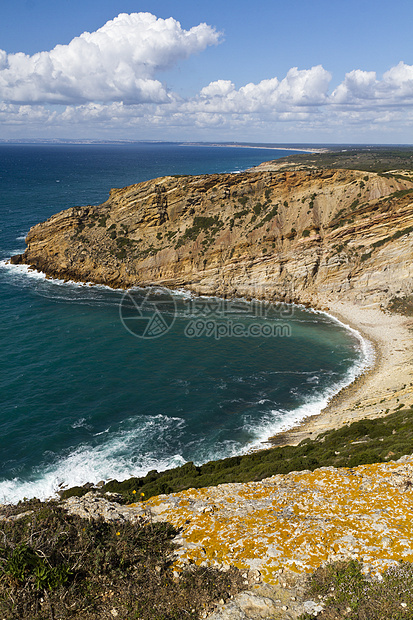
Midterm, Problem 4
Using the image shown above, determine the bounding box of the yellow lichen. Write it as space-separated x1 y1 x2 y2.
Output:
138 458 413 584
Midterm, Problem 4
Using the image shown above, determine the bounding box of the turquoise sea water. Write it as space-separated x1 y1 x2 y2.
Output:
0 143 369 503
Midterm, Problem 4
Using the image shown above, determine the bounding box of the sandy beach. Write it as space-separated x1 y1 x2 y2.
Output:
270 301 413 447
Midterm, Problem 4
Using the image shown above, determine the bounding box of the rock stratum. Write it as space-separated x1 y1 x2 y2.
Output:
11 166 413 309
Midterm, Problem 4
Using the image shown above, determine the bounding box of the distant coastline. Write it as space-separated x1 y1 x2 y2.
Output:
179 142 328 153
0 138 328 153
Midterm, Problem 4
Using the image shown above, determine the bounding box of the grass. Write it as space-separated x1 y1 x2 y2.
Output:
298 559 413 619
61 406 413 504
0 502 246 619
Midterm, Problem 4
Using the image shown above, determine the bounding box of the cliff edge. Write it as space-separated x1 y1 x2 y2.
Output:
11 166 413 310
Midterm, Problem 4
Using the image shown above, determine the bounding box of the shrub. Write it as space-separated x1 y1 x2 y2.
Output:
299 560 413 620
0 503 246 619
59 409 413 505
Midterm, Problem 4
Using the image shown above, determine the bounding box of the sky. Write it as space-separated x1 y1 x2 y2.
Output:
1 0 413 143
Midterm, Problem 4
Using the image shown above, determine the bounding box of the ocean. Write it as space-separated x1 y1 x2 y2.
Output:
0 143 370 504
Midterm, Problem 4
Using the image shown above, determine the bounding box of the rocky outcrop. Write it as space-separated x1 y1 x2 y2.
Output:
63 455 413 582
11 167 413 309
62 454 413 619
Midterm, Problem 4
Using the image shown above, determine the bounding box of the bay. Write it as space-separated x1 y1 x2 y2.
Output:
0 143 366 503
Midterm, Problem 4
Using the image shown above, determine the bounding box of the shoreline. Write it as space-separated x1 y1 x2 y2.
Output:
269 300 413 447
4 260 412 449
180 142 327 153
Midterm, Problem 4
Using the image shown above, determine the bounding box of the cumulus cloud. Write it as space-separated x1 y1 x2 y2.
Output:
195 66 331 115
0 12 221 104
2 54 413 141
331 62 413 106
200 80 235 98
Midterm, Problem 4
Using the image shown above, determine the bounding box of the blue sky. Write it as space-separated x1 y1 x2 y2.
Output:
1 0 413 143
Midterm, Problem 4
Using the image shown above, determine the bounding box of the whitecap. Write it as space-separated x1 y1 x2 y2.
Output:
0 414 187 504
240 312 374 452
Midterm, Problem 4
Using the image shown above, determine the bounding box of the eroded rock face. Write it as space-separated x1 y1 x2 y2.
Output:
11 167 413 308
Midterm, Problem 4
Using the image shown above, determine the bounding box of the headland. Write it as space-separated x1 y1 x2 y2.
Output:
10 152 413 442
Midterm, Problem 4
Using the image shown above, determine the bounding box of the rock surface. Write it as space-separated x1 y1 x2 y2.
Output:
63 454 413 619
139 455 413 582
11 166 413 309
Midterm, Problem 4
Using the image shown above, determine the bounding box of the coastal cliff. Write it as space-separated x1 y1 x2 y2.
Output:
11 166 413 309
5 161 413 619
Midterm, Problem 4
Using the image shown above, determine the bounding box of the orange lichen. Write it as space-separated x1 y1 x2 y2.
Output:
133 458 413 584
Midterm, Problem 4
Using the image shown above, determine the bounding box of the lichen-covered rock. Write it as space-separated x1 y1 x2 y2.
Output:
60 457 413 619
138 455 413 583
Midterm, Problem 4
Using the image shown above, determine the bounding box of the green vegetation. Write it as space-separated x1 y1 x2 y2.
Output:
386 188 413 200
115 236 133 248
253 202 263 215
233 208 249 220
360 250 372 262
274 146 413 173
0 503 245 619
254 203 279 229
388 295 413 316
308 193 317 209
367 225 413 252
299 559 413 620
175 215 223 249
61 407 413 504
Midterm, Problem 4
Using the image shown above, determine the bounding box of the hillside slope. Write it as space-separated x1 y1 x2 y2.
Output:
11 167 413 309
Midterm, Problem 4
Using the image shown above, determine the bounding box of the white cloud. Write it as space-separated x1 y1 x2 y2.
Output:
200 80 235 98
0 12 221 105
382 61 413 99
331 69 379 104
2 51 413 141
331 62 413 106
191 66 332 116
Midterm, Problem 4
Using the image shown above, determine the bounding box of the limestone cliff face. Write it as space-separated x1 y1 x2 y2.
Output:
11 167 413 308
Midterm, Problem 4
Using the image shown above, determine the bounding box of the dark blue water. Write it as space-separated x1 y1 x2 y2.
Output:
0 143 368 503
